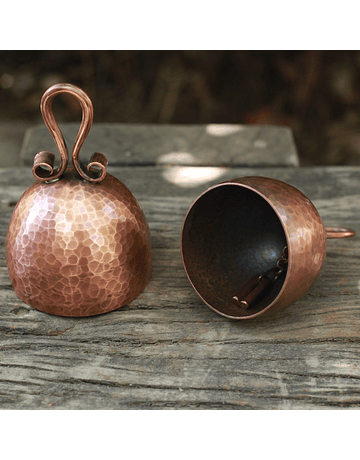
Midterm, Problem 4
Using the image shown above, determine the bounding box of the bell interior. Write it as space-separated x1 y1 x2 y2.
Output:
182 184 288 318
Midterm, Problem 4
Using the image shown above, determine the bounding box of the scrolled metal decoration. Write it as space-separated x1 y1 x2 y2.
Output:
32 83 108 182
6 83 152 317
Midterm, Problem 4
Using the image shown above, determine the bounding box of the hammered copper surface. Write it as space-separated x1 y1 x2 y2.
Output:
181 176 354 320
6 169 152 316
6 83 152 317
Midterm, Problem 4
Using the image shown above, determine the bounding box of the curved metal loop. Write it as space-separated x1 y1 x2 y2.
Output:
33 83 108 182
325 226 356 239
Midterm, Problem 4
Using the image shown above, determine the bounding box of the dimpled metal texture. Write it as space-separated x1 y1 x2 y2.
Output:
6 168 152 317
181 176 328 319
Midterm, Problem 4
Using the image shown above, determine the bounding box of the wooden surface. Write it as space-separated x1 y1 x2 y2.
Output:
0 122 32 167
1 125 359 409
20 123 299 167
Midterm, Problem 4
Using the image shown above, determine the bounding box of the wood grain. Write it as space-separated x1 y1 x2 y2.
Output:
20 123 299 167
0 165 359 409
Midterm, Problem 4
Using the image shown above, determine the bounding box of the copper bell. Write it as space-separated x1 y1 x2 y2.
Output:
181 176 355 319
6 83 152 317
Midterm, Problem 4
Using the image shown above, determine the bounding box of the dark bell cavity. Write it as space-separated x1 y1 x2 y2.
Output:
181 184 288 318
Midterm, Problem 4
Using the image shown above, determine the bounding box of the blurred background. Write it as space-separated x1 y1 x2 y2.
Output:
1 50 360 166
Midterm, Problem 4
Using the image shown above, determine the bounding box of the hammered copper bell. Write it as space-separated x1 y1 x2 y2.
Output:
6 83 152 317
181 176 355 319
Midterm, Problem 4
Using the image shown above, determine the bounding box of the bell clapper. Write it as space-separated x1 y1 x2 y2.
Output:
232 246 288 310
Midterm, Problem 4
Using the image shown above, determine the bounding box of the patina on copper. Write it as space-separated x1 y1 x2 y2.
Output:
6 83 152 317
181 176 355 320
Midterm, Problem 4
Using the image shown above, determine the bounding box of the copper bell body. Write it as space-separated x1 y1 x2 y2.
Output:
181 176 355 320
6 83 152 317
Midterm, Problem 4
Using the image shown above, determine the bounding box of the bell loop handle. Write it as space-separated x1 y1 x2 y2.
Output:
325 226 356 239
32 83 108 182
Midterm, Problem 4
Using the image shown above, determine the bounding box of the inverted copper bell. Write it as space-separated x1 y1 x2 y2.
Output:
181 176 355 319
6 83 152 317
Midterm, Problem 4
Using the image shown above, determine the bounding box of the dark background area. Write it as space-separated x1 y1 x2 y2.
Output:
1 50 360 166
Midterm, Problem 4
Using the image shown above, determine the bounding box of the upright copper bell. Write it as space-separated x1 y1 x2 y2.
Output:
6 83 152 317
181 176 355 320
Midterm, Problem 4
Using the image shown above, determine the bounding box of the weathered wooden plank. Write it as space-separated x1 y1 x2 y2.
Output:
1 165 360 203
0 339 359 409
0 122 32 168
20 123 300 167
0 166 359 409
